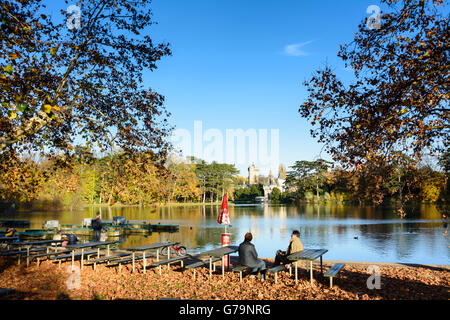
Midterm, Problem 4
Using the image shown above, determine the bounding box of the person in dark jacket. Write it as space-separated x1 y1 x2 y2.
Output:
67 233 78 245
238 232 266 281
91 212 103 242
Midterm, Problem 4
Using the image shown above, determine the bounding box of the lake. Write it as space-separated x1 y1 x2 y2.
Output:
4 203 449 265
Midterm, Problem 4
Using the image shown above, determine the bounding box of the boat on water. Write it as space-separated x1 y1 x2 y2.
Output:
254 196 267 205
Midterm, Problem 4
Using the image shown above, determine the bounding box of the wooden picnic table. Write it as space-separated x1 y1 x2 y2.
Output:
288 248 328 285
65 241 120 271
199 245 239 279
0 237 19 243
8 239 64 247
124 242 177 274
8 240 64 266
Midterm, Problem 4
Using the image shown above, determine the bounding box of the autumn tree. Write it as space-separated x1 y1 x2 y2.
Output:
0 0 172 157
194 160 239 203
0 151 43 203
286 159 332 198
234 184 263 203
165 157 200 203
299 0 448 167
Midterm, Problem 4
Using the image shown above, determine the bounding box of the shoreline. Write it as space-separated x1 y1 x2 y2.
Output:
277 258 449 271
13 201 450 213
0 255 448 300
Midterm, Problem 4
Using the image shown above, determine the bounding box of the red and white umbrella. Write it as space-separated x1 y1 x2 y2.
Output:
218 193 231 270
217 193 230 225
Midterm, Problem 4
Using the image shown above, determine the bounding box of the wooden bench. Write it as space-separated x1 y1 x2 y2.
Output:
49 251 98 268
185 257 221 280
233 265 251 282
0 247 47 257
30 250 72 266
107 255 145 273
150 255 190 275
324 263 345 288
83 253 132 270
268 265 287 284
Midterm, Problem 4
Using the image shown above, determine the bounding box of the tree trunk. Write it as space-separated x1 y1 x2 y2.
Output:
108 188 113 206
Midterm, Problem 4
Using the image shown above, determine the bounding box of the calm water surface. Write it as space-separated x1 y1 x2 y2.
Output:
5 204 449 265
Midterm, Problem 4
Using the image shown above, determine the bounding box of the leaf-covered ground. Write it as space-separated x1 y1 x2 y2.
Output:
0 257 448 300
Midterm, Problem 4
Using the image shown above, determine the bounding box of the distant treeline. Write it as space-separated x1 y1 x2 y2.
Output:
0 150 447 211
0 151 241 210
283 157 449 211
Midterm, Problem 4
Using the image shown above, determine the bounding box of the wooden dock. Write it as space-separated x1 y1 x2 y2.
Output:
0 219 30 228
1 218 179 241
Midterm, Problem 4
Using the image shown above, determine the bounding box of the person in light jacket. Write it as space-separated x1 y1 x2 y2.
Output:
238 232 266 281
100 228 108 242
273 230 304 267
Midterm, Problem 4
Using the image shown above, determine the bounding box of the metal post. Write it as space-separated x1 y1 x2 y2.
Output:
132 252 135 273
209 257 212 279
26 246 30 267
222 256 225 279
71 250 75 272
310 260 313 286
143 251 146 274
295 261 298 284
320 255 323 275
107 245 110 257
81 248 84 271
330 277 333 288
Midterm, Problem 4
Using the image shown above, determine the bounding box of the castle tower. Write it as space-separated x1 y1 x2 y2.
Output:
248 164 259 185
278 164 287 180
268 170 275 186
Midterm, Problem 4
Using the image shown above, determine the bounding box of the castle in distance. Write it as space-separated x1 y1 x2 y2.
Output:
248 163 286 199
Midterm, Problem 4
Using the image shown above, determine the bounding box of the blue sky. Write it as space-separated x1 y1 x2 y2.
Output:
143 0 386 175
43 0 388 176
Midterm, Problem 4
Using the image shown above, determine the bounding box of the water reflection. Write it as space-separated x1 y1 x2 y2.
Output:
2 204 448 265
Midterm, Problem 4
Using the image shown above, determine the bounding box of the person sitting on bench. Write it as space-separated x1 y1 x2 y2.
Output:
100 228 108 242
238 232 266 281
5 227 16 237
53 230 62 241
61 233 77 246
52 231 62 246
273 230 303 267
